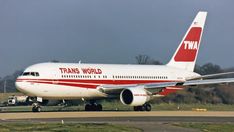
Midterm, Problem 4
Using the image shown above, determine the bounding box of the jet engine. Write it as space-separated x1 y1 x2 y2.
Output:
120 86 150 106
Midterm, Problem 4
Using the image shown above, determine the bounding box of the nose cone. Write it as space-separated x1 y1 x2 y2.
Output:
15 77 25 93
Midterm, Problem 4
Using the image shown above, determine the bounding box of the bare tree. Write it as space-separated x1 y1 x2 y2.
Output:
135 54 163 65
135 54 150 64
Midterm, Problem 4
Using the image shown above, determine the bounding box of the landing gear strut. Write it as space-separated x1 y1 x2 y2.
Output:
32 103 41 112
133 103 151 111
85 101 102 111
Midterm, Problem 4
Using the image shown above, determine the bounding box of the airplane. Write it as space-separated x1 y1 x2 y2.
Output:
15 11 234 112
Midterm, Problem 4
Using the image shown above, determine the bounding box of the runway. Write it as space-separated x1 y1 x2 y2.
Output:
1 111 234 120
1 111 234 132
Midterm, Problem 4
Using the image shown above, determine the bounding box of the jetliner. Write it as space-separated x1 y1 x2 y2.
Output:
15 11 234 112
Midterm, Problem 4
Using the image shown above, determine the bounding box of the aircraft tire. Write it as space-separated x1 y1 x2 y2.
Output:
96 104 102 111
145 104 151 111
32 106 41 112
85 104 91 111
133 106 141 111
85 103 102 111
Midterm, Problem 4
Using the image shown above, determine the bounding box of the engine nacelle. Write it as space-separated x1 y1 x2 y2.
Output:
120 86 150 106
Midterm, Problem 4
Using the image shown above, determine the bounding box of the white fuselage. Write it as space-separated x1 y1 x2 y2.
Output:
15 62 200 100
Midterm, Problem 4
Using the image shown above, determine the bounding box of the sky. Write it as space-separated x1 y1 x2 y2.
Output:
0 0 234 77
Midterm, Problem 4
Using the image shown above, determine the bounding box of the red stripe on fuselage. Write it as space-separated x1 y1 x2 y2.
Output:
16 78 180 89
16 78 179 84
19 79 98 89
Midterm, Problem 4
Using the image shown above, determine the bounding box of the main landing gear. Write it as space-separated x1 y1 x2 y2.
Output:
85 101 102 111
133 103 151 111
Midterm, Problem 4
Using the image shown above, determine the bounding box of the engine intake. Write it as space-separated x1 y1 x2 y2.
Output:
120 86 150 106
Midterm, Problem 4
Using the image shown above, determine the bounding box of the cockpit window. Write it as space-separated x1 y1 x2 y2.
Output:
22 72 30 76
22 72 40 77
35 72 39 76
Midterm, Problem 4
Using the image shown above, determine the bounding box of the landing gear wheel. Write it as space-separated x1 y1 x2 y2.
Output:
133 106 138 111
36 106 41 112
32 107 36 112
32 106 41 112
96 104 102 111
133 103 152 111
85 103 103 111
133 106 142 111
144 104 151 111
85 104 91 111
32 103 41 112
141 106 146 111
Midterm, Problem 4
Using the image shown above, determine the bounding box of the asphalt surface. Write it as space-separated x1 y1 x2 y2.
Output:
1 111 234 132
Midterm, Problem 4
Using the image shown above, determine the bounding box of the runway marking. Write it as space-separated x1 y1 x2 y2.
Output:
1 111 234 120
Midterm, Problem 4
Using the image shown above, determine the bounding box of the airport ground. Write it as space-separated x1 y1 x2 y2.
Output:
1 93 234 131
0 111 234 132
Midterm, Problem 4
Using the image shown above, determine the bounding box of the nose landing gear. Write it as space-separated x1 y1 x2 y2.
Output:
32 103 41 112
30 97 43 112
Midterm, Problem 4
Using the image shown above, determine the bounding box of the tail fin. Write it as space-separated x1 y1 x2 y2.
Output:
167 11 207 71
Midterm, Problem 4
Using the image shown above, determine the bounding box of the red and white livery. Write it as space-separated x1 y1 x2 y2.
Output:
15 11 234 112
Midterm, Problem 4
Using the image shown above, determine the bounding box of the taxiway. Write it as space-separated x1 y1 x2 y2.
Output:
1 111 234 132
1 111 234 120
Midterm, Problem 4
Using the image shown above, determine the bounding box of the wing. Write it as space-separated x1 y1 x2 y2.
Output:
98 78 234 95
186 72 234 80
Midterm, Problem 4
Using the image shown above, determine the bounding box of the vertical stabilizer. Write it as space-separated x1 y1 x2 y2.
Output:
167 11 207 71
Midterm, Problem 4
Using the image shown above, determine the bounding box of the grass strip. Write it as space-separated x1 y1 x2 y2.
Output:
0 122 141 132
